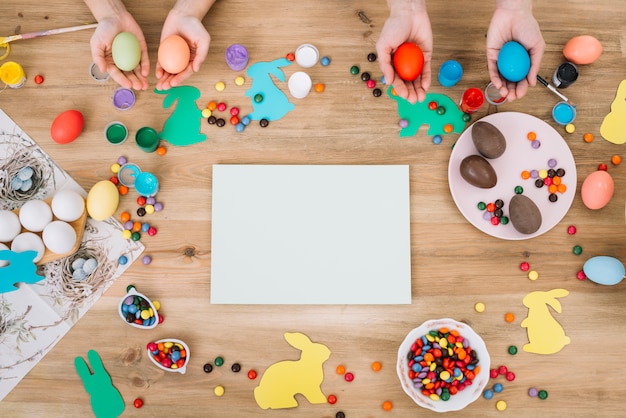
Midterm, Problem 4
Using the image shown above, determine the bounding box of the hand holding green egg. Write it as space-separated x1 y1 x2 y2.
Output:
112 32 141 71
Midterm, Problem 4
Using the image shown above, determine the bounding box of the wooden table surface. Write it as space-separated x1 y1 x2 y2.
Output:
1 0 625 417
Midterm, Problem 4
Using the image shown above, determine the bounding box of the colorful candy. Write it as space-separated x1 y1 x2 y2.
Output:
120 286 160 328
147 339 189 372
405 327 481 401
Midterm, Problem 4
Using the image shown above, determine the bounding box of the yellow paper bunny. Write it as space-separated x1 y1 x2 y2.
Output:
521 289 571 354
600 79 626 144
254 332 331 409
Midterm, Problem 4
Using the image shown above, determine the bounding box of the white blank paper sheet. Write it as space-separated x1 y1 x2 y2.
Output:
210 165 411 304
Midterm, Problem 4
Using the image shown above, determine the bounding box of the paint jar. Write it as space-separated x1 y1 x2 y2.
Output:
112 87 136 110
295 44 319 68
552 101 577 125
484 82 507 105
225 44 249 72
134 172 159 197
460 87 485 114
89 62 110 82
0 61 26 88
135 127 160 152
552 62 578 89
117 163 141 187
104 121 128 145
438 60 463 87
287 71 312 99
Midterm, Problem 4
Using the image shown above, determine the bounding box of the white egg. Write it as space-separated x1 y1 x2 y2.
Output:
42 221 77 254
0 210 22 242
19 200 53 232
51 189 85 222
0 242 9 267
11 232 45 262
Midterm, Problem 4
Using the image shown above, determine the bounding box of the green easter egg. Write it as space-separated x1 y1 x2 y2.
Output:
112 32 141 71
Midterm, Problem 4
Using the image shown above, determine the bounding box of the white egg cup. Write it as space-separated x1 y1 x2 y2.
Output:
147 338 190 374
118 287 160 329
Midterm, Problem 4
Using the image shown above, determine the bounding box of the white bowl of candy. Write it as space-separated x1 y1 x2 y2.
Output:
397 318 490 412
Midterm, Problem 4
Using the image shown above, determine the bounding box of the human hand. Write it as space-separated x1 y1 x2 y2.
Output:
89 10 150 91
486 0 545 102
155 8 211 91
376 0 433 104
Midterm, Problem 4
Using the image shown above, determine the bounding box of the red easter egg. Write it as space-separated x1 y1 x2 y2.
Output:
50 110 84 144
393 42 425 82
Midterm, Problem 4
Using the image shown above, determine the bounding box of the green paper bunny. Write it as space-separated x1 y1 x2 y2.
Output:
75 350 125 418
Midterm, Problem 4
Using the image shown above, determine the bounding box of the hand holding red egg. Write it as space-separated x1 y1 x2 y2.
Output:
393 42 425 82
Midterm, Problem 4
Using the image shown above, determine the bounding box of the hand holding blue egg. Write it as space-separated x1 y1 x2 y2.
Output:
497 41 531 83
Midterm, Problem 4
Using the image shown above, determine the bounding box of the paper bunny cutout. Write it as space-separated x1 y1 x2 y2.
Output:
75 350 124 418
254 332 330 409
156 85 206 146
521 289 571 354
245 58 295 121
600 79 626 144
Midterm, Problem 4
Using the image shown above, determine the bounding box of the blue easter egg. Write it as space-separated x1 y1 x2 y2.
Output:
497 41 531 82
583 256 625 285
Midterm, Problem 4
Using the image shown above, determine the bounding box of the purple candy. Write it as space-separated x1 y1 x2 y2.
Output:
225 44 249 72
117 156 128 165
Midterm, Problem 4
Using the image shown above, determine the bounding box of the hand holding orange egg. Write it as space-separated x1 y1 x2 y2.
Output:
158 35 191 75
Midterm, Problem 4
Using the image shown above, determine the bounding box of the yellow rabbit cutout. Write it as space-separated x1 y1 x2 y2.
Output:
521 289 571 354
254 332 331 409
600 79 626 144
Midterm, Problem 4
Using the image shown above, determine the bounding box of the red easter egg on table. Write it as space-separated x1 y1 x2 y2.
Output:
393 42 425 82
50 110 84 144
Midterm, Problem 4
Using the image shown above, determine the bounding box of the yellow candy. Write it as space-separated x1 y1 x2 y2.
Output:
214 385 225 396
215 81 225 91
429 394 440 401
565 123 576 133
140 310 151 319
528 270 539 280
201 108 212 118
422 378 431 385
121 229 132 239
429 363 437 371
496 400 507 411
440 338 448 348
111 163 121 174
164 342 173 348
426 334 435 342
145 204 155 214
440 370 451 380
474 302 485 312
234 76 245 86
538 169 548 179
153 300 161 310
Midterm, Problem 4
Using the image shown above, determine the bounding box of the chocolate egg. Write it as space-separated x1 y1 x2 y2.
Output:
472 121 506 159
460 155 497 188
509 194 542 234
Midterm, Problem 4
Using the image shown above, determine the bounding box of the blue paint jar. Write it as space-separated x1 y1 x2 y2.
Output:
552 102 576 125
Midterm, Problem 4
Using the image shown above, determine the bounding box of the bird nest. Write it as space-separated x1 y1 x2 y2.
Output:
0 132 55 210
43 245 116 309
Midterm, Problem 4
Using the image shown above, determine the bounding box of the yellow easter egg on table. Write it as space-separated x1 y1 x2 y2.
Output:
87 180 119 221
112 32 141 71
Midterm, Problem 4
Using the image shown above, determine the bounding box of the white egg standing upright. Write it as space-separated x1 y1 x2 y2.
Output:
51 189 86 222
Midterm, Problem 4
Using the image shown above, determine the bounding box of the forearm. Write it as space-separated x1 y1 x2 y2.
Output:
171 0 217 20
495 0 533 12
83 0 129 21
386 0 426 15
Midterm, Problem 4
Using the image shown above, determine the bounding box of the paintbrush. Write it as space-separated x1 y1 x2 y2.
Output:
536 75 574 106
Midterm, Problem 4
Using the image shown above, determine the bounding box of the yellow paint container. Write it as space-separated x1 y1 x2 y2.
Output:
0 61 26 88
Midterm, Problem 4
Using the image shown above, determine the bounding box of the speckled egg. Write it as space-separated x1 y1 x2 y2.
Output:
472 121 506 159
460 155 497 188
509 194 542 234
563 35 602 65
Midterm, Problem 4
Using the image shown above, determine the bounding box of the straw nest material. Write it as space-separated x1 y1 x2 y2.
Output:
42 243 115 313
0 133 55 210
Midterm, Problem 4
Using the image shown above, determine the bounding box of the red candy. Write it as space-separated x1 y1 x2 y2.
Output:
498 365 508 375
520 261 530 271
133 398 143 408
247 370 257 380
327 394 337 404
344 372 354 382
